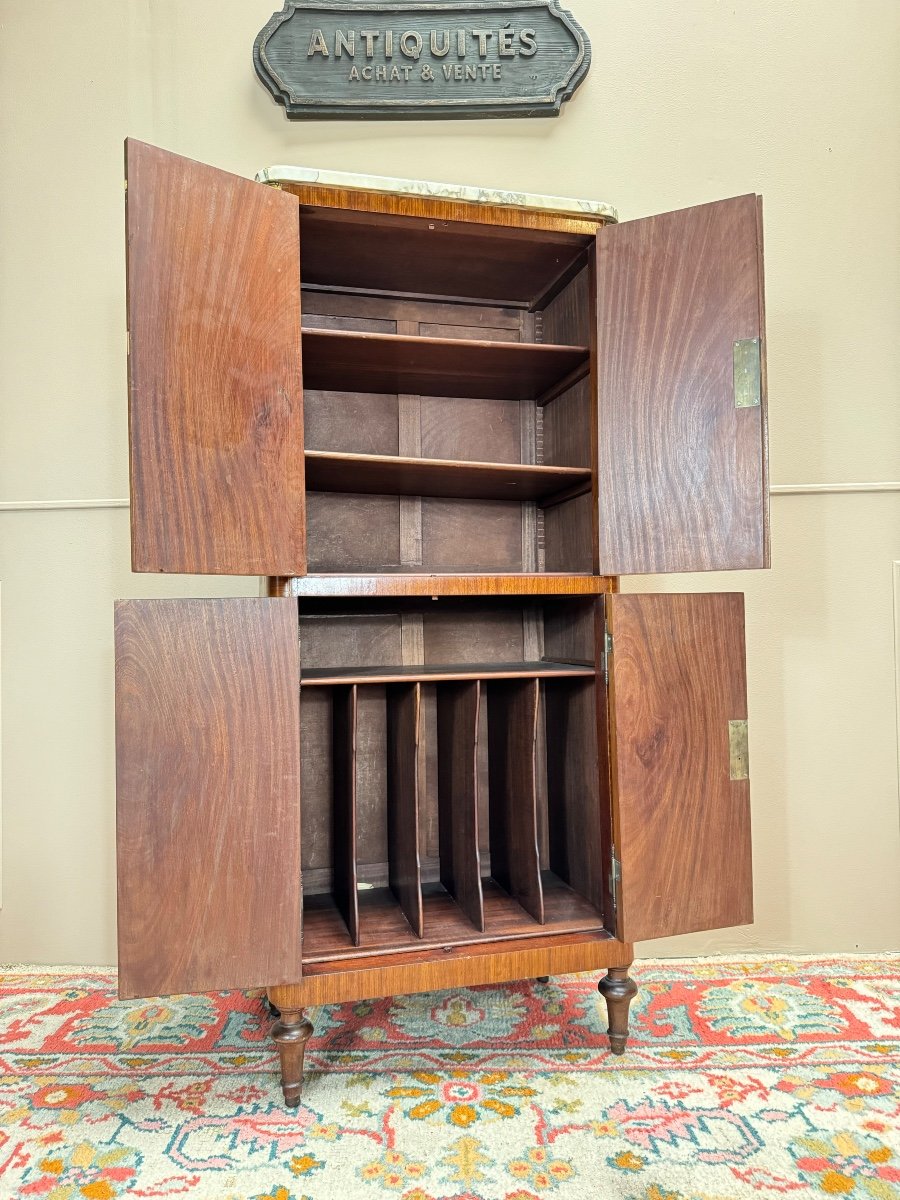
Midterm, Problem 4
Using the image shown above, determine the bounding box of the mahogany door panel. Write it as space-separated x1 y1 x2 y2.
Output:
595 195 768 575
606 592 753 942
115 598 302 998
125 139 306 575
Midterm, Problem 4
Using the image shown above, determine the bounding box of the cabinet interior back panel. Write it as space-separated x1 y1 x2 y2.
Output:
300 290 546 574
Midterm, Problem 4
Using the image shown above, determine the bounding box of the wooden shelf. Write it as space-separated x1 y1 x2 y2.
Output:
284 575 609 598
301 874 606 964
300 206 592 307
301 661 595 687
305 451 591 502
301 327 589 403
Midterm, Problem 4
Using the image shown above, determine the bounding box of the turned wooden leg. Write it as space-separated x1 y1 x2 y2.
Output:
272 1009 313 1107
599 966 638 1055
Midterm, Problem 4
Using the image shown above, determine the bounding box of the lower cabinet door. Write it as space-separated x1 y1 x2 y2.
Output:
604 592 753 943
115 598 302 999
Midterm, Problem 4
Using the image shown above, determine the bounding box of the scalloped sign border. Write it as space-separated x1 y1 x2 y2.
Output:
254 0 591 120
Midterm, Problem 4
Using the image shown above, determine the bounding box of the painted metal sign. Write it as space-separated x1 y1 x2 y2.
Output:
254 1 591 120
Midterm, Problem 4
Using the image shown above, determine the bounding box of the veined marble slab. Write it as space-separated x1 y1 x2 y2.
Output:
255 165 617 222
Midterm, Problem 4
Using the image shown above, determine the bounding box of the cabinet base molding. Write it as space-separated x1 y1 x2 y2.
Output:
269 935 632 1010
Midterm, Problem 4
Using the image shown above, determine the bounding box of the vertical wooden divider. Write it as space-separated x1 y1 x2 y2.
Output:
487 678 545 923
332 684 360 945
437 680 485 932
387 682 424 937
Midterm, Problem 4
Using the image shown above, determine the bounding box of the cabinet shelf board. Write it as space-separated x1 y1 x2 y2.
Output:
305 451 591 502
300 206 592 307
301 661 596 687
301 874 605 964
283 575 610 598
301 327 589 403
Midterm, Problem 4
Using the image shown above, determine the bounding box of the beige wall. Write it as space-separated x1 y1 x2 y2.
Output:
1 0 898 965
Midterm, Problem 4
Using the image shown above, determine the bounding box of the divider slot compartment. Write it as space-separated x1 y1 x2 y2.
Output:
298 598 608 966
436 679 485 932
386 682 424 938
332 684 360 945
486 677 545 924
544 677 605 916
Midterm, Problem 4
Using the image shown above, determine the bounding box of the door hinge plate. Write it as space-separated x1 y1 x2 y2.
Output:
603 628 613 685
729 719 750 780
609 851 621 909
734 337 762 408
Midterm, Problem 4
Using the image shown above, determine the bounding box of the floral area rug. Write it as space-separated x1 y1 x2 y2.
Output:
0 956 898 1200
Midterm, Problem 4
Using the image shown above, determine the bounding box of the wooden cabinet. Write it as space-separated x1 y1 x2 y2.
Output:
117 139 768 1105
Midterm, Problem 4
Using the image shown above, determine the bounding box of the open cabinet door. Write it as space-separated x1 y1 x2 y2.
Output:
115 598 302 999
595 195 768 575
125 139 306 575
605 593 753 943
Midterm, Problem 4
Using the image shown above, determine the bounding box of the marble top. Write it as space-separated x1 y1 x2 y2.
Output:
255 165 617 222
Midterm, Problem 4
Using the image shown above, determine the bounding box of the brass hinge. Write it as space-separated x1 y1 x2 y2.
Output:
609 850 621 909
729 719 750 781
602 628 613 685
733 337 762 408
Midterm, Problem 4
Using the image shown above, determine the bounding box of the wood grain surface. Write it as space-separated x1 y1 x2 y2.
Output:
301 661 595 686
606 592 753 941
595 195 768 575
302 875 602 962
115 598 302 998
545 678 606 917
273 575 614 598
387 683 424 937
487 679 545 922
302 328 588 402
299 204 593 306
270 932 631 1008
285 181 610 237
332 685 360 945
437 681 485 931
305 451 589 502
125 140 306 575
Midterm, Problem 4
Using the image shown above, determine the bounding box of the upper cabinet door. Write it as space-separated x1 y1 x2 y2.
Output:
115 597 302 998
125 139 306 575
595 195 768 575
605 592 753 943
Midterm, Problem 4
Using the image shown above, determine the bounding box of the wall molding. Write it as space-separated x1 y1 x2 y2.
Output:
0 499 131 511
2 484 899 512
769 483 900 496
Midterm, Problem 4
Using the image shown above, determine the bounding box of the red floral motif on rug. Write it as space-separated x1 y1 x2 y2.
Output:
0 957 898 1199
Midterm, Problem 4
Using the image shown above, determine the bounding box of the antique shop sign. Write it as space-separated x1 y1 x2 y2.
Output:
254 1 591 119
